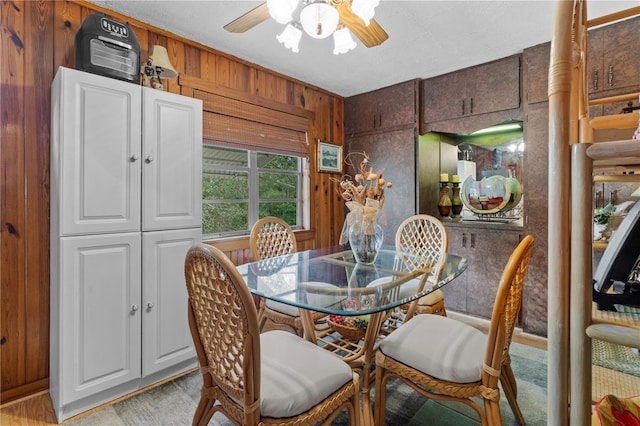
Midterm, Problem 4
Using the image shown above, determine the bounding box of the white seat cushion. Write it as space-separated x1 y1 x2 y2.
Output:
265 299 299 317
260 330 354 418
367 277 443 305
266 282 340 316
378 314 487 383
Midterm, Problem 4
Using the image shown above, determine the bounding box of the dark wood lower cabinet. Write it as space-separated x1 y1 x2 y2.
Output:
442 223 523 321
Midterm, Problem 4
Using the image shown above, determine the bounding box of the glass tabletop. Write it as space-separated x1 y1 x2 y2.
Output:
236 246 467 316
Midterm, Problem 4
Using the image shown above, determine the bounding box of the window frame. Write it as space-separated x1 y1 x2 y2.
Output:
202 145 305 239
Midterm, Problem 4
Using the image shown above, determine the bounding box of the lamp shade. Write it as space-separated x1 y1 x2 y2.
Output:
276 23 302 53
145 45 178 79
350 0 379 26
333 27 356 55
267 0 299 24
300 1 339 39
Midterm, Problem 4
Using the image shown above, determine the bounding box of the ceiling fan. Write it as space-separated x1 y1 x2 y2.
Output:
224 0 388 51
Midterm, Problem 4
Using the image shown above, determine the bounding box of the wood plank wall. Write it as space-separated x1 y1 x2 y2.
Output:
0 0 346 402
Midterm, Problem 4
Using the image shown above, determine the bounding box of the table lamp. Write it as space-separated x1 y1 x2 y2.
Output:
141 45 178 90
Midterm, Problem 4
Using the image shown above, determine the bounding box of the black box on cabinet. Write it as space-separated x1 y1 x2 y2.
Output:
75 12 140 84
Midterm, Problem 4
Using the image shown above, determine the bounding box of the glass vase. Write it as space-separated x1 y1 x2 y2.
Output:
349 221 384 265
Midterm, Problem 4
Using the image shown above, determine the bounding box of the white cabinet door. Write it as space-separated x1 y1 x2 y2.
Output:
52 67 142 236
142 89 202 231
141 229 200 376
59 232 142 404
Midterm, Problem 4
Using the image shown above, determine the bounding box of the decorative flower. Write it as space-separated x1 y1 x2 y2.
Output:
332 152 392 244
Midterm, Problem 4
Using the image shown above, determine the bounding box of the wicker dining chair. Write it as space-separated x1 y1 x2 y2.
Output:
374 235 534 426
250 216 305 336
394 214 449 319
184 243 360 426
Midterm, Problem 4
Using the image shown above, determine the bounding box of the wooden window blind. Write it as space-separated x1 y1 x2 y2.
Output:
194 90 309 157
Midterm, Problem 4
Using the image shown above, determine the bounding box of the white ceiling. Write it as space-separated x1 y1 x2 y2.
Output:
88 0 638 97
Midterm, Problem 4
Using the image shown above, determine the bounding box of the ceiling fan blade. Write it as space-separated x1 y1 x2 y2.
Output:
224 2 270 33
336 2 388 48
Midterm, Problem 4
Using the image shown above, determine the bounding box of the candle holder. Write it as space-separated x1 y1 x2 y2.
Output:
451 180 463 218
437 181 452 217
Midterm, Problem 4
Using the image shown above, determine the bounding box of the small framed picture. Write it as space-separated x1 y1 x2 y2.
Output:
317 141 343 174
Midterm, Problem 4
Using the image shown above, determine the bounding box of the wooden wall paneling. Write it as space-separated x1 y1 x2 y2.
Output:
25 0 54 385
215 55 232 88
184 44 201 78
230 61 251 91
1 0 28 393
53 1 81 70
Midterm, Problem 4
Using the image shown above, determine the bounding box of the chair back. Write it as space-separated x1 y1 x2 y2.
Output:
395 214 448 282
184 244 261 424
483 235 535 387
250 216 297 261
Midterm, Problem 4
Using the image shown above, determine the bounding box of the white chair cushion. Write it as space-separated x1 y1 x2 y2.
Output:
260 330 354 418
266 282 339 316
367 277 443 305
266 299 300 316
378 314 487 383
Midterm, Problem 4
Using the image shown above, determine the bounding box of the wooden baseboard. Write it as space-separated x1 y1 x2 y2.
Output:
447 310 548 351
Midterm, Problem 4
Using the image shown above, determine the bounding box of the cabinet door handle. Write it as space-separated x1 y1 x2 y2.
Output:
131 304 139 313
462 99 465 115
378 114 382 128
147 302 154 310
145 156 154 163
469 97 474 114
462 232 467 248
470 233 476 249
608 65 613 87
130 154 139 162
593 69 599 91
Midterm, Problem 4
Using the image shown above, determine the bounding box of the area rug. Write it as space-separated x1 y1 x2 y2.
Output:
67 342 547 426
593 339 640 378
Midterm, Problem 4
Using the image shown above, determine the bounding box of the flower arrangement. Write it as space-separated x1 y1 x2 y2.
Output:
331 152 393 263
334 151 392 207
333 152 393 253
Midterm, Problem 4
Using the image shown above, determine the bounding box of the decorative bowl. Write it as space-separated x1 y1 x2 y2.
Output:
461 175 512 214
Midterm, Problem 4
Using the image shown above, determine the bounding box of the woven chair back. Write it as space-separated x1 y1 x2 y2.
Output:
250 216 297 261
483 235 535 387
395 214 448 281
184 244 261 423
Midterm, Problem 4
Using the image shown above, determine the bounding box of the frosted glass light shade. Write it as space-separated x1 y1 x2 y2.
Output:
350 0 379 26
276 23 302 53
333 27 356 55
300 2 339 39
267 0 299 24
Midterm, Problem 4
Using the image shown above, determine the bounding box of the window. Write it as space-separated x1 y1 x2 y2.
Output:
202 145 304 237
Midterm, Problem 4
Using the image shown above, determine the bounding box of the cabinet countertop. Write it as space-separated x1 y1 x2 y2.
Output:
441 216 525 231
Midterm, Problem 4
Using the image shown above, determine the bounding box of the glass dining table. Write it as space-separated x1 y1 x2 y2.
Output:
236 245 467 425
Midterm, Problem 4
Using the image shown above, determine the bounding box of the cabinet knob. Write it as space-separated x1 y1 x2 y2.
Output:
130 154 139 162
147 302 154 310
131 304 139 312
145 156 154 163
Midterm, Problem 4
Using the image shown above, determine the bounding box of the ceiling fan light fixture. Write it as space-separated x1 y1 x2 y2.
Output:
350 0 379 26
333 27 356 55
266 0 299 24
276 23 303 53
299 1 339 39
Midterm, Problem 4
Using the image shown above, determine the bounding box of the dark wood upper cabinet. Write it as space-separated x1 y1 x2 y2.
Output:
345 79 419 136
523 42 550 105
420 54 521 130
587 16 640 98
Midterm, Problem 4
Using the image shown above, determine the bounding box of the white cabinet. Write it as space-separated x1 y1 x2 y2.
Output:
50 67 202 422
